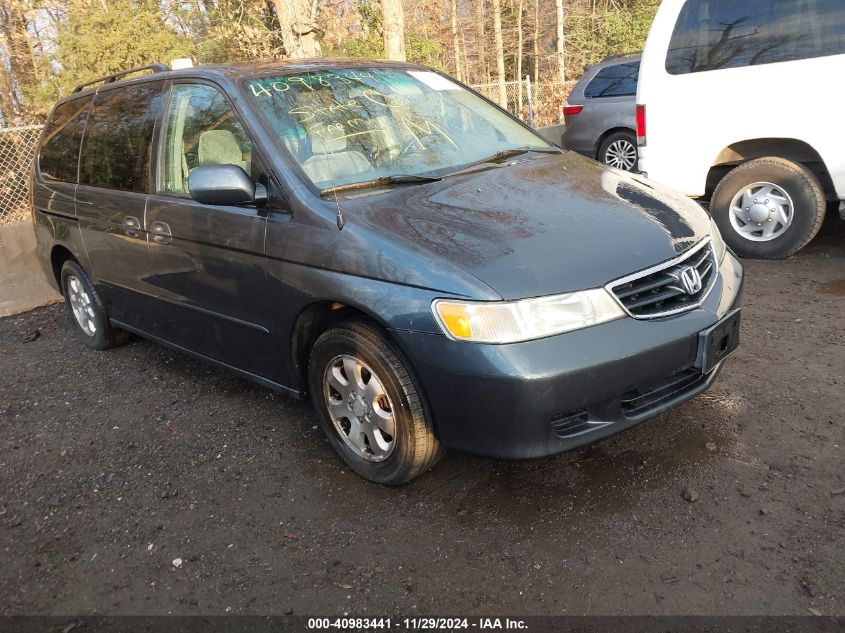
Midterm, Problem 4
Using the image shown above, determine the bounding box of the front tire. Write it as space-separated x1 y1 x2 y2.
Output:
598 131 638 172
710 157 826 259
308 320 443 485
60 259 129 350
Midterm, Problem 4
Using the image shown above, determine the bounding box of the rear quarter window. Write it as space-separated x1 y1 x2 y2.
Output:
39 96 92 183
666 0 845 75
584 62 640 98
79 82 165 192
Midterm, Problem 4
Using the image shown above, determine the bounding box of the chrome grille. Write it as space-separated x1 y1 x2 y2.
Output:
607 239 717 319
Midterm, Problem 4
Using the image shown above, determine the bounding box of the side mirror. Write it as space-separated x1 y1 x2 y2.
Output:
187 164 268 206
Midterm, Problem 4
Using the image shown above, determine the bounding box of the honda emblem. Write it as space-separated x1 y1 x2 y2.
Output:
678 266 703 295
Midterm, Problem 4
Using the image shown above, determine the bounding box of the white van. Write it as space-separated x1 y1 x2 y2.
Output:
637 0 845 258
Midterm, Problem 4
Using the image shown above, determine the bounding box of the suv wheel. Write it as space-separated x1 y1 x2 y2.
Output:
598 131 638 172
60 259 129 350
308 320 443 485
710 157 826 259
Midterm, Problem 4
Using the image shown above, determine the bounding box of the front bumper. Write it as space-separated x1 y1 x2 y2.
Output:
392 252 744 460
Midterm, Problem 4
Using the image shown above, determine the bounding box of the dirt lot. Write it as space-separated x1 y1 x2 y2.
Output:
1 217 843 617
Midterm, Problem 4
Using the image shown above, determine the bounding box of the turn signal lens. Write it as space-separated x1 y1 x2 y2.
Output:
432 290 625 344
436 303 473 340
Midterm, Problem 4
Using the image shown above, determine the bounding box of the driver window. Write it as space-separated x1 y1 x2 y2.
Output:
160 83 252 194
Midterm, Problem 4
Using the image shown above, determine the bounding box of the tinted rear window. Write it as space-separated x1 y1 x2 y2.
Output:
79 82 164 192
666 0 845 74
584 62 640 98
39 96 92 183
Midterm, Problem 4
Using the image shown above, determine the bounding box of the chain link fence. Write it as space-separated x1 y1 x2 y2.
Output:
469 79 576 128
0 125 42 225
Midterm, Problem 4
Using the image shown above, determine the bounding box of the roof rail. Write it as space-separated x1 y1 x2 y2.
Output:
602 51 642 63
73 63 169 93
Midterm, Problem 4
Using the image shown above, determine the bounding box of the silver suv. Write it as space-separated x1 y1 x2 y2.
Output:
562 53 640 172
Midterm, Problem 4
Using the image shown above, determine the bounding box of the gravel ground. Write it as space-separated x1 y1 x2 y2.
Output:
1 217 843 616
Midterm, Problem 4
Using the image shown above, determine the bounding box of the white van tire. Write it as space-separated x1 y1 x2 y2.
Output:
710 157 826 259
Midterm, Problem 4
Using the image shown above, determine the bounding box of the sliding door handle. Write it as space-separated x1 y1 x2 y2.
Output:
123 216 141 238
149 220 172 245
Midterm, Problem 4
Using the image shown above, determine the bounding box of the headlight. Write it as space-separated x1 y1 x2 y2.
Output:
710 218 727 263
432 289 625 344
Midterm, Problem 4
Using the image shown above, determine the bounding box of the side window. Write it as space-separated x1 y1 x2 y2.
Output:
160 83 252 194
666 0 845 75
584 62 640 99
39 96 92 183
79 82 164 192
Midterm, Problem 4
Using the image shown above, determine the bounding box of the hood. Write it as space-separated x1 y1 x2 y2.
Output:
344 152 711 301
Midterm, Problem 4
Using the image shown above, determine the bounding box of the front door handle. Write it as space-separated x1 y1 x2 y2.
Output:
123 216 141 239
149 220 172 245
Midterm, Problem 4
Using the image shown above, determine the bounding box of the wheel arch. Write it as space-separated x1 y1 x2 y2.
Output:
706 138 835 201
50 244 77 291
289 300 408 398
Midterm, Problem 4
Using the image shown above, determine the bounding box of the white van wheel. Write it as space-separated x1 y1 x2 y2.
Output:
711 157 827 259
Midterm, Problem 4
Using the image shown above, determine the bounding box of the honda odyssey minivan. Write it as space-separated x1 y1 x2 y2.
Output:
33 60 744 485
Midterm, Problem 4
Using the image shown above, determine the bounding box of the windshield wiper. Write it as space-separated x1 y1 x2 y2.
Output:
320 174 442 196
445 146 562 177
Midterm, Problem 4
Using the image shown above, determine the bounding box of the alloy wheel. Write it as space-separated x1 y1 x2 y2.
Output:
66 275 97 337
604 139 638 171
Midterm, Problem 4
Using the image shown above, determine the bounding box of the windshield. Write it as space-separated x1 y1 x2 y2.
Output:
244 67 551 190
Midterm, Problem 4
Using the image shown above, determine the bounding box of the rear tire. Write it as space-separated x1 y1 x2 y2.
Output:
308 320 443 485
60 259 129 350
710 157 826 259
598 131 639 172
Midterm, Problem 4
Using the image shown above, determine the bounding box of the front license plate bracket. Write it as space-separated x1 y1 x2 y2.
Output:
695 309 741 374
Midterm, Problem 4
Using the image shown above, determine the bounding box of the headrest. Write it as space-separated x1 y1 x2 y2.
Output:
198 130 242 166
312 135 347 155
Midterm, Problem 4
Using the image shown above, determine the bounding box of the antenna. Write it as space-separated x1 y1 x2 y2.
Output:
300 56 346 231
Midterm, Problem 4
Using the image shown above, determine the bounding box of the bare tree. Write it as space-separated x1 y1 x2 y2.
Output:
491 0 506 107
450 0 462 80
516 0 523 107
555 0 565 82
474 0 488 82
272 0 322 58
0 0 39 121
532 0 539 83
382 0 407 61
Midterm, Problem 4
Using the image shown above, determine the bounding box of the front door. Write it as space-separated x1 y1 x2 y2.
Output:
143 81 280 381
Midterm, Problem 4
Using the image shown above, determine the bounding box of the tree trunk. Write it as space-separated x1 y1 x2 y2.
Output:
272 0 322 59
462 30 470 83
532 0 539 83
450 0 461 81
474 0 488 83
382 0 406 61
491 0 506 108
555 0 565 83
516 0 523 108
0 0 39 121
